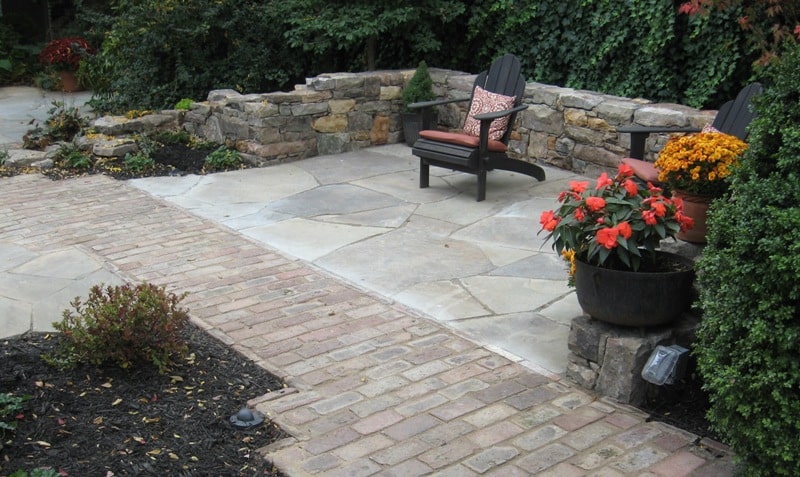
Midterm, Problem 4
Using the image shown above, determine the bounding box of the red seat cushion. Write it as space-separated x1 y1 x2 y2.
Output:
419 130 508 153
621 157 661 184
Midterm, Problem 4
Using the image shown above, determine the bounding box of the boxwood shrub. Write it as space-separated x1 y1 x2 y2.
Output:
695 42 800 477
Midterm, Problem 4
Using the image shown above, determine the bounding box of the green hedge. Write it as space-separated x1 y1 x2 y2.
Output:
75 0 757 112
467 0 753 107
80 0 306 112
695 42 800 476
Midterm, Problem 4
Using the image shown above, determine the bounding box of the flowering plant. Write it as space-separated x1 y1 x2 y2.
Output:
39 37 96 71
654 131 747 197
539 164 694 273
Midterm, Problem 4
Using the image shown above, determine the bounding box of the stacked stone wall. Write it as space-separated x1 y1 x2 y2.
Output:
179 67 718 173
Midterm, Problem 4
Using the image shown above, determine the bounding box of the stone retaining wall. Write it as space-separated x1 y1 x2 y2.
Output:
178 67 718 174
567 314 700 405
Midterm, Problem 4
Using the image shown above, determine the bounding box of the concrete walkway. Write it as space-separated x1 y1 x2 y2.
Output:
0 86 735 475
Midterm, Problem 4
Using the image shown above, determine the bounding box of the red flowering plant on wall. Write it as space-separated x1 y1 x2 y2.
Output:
539 164 694 275
39 37 96 72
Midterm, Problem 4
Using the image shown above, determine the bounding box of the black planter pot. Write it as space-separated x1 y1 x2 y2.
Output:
574 251 695 327
401 111 438 146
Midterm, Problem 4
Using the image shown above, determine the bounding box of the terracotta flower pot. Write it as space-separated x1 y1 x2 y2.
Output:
59 70 82 93
672 189 713 244
574 251 695 327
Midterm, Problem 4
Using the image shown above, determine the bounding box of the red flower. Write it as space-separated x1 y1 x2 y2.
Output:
574 207 586 222
570 181 589 193
642 209 657 226
539 210 560 232
622 179 638 197
595 172 613 190
617 221 633 239
651 201 667 217
676 212 695 232
585 196 606 212
617 163 634 179
596 227 619 249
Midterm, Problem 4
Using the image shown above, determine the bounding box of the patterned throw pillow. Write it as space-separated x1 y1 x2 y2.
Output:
462 85 516 141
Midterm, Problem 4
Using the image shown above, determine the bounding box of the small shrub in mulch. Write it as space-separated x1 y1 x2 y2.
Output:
1 324 288 476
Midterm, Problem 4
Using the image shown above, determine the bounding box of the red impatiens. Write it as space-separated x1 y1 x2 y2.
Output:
539 163 693 271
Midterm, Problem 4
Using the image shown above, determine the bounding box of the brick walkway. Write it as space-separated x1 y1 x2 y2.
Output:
1 174 737 476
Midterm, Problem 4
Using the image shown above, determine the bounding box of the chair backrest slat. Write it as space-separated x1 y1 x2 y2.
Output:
711 82 763 140
467 54 527 144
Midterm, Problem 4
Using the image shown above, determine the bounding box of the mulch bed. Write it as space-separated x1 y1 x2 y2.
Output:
1 325 289 477
0 142 252 180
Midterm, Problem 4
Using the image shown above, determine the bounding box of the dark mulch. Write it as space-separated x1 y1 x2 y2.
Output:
640 359 720 442
47 143 251 181
1 325 289 477
1 142 251 181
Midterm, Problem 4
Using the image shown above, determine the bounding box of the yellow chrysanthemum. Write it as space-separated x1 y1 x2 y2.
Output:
654 131 747 195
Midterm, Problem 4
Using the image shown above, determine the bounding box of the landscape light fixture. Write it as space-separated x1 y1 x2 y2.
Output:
229 407 265 429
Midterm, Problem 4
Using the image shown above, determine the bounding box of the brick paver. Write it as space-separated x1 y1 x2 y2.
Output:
0 174 737 475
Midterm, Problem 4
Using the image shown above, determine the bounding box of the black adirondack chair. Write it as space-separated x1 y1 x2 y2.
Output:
618 82 763 184
409 54 546 201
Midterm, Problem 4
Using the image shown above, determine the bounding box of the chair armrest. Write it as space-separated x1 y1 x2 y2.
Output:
616 125 701 160
473 104 529 121
408 97 470 109
475 104 529 156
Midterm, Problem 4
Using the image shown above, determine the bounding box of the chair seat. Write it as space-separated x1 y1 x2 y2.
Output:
419 130 508 153
621 157 661 184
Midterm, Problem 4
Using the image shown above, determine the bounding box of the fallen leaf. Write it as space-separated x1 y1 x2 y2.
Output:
35 441 51 448
101 381 113 388
169 453 179 460
146 449 161 456
170 376 184 384
142 417 160 424
133 436 146 444
93 416 104 425
111 398 123 406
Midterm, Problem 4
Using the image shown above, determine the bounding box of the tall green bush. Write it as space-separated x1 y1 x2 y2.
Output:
80 0 305 112
694 42 800 476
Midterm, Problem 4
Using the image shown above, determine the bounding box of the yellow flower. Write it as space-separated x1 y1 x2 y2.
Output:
655 131 747 196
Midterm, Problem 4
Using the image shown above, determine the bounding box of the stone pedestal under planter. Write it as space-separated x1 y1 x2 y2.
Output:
567 312 700 405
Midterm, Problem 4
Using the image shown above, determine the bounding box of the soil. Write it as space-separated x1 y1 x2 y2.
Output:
1 325 289 477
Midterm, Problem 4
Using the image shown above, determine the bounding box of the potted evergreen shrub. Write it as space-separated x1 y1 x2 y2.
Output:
401 60 436 146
